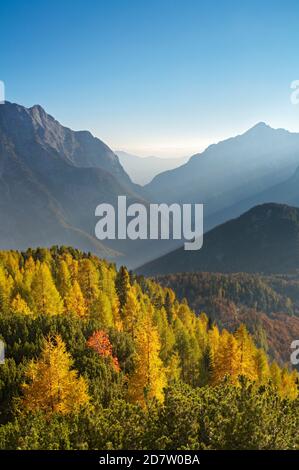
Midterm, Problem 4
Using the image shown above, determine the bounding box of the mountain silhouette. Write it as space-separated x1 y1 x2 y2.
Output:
145 123 299 215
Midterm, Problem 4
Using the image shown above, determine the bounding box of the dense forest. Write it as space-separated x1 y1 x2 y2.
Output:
156 272 299 364
0 247 298 450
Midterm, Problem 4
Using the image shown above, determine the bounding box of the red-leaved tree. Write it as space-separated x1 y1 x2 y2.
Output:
87 330 120 372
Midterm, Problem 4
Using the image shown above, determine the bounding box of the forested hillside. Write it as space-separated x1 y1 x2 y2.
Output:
0 247 298 450
154 272 299 364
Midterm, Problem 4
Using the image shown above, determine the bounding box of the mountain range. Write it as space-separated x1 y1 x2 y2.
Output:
144 123 299 231
3 101 299 272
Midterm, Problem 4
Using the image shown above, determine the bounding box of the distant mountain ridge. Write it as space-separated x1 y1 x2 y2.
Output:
116 150 189 185
144 123 299 221
137 203 299 275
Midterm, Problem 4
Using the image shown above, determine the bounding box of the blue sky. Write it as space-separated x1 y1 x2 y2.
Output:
1 0 299 156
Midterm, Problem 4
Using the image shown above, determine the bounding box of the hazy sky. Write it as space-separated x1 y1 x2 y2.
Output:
1 0 299 157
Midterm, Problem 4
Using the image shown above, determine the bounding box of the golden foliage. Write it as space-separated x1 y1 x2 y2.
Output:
22 335 89 414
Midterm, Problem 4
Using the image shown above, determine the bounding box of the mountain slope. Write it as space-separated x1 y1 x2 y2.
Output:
137 203 299 275
0 102 145 260
202 164 299 235
116 150 189 185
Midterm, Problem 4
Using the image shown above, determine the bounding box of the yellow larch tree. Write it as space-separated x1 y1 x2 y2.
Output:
11 293 32 315
0 265 14 312
22 256 36 290
235 325 258 381
213 330 240 384
280 368 298 400
77 259 100 312
270 361 282 389
93 291 114 326
122 286 140 338
254 348 270 383
56 259 72 297
31 262 64 315
21 335 89 414
64 280 87 317
128 309 167 406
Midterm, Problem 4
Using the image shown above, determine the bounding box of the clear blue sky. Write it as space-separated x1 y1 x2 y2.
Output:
1 0 299 156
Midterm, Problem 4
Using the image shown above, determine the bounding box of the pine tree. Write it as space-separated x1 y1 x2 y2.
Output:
153 306 175 363
31 263 64 315
199 345 214 386
21 335 89 414
164 290 174 323
115 266 130 311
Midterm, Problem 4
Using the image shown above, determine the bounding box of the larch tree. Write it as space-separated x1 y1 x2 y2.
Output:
56 259 72 298
77 259 100 312
64 280 87 317
128 311 166 406
11 293 32 315
166 351 181 383
208 324 220 377
22 256 36 290
31 263 64 315
0 265 14 313
254 348 270 383
122 287 140 338
235 325 258 381
270 362 282 390
213 330 240 384
280 369 298 400
21 335 89 414
95 291 114 327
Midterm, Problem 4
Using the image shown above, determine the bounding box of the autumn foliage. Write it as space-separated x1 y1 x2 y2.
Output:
0 247 298 450
87 330 120 372
22 335 89 414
